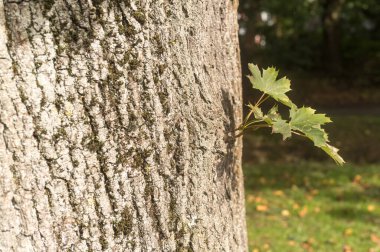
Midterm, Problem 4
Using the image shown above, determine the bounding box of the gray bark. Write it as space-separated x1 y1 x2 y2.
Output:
0 0 246 251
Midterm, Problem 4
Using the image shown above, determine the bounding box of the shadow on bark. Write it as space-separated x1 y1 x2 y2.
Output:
216 90 239 198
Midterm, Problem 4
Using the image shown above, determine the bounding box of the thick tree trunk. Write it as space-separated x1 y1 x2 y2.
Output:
0 0 246 251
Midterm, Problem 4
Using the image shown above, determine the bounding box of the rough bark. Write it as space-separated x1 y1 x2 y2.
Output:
0 0 246 251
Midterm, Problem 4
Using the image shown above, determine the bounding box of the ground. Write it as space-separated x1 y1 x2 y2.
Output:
245 162 380 252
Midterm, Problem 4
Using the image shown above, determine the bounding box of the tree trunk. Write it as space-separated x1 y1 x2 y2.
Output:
0 0 246 251
321 0 345 73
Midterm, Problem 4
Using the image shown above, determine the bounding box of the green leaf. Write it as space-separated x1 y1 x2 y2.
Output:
290 107 332 132
302 127 329 147
247 64 293 107
272 119 291 140
288 106 344 165
321 144 345 165
266 105 282 122
262 105 291 140
289 106 331 146
247 103 264 119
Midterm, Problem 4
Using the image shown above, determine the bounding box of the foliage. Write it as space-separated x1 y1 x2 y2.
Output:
238 0 380 75
237 64 344 165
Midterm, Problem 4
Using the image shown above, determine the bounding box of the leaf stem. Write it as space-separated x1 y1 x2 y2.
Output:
242 119 264 129
255 93 266 106
243 110 254 124
256 95 269 107
291 130 307 138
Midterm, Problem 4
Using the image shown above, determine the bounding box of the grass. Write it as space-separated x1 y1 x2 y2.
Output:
244 162 380 251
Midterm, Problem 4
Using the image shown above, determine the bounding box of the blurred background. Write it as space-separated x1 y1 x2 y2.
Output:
238 0 380 251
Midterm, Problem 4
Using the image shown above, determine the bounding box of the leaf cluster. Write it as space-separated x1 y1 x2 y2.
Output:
237 64 344 165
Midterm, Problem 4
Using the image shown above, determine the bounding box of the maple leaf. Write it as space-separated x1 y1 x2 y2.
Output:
266 105 281 121
290 107 332 132
289 107 345 165
247 64 293 107
272 119 292 140
261 105 292 140
321 144 345 165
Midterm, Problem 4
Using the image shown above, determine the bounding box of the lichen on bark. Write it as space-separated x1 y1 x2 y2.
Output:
0 0 246 251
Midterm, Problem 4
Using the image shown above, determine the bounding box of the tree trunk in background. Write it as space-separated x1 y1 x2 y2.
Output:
0 0 246 251
321 0 345 73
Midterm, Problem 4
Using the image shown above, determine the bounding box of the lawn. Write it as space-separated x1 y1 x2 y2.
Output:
244 162 380 252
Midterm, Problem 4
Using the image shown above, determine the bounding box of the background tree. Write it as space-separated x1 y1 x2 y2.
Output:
321 0 345 73
0 0 246 251
239 0 380 78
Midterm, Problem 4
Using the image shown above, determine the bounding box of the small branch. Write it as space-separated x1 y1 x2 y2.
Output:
245 124 270 130
234 124 270 138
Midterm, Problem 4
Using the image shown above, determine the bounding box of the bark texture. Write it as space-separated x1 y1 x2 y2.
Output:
0 0 245 251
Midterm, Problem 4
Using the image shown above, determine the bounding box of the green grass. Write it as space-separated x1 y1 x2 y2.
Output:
244 162 380 252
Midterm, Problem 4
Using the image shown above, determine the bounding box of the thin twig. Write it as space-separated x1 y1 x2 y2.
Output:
244 124 270 130
235 124 270 138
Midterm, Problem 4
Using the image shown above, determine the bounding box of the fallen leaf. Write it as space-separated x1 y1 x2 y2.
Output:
262 243 270 250
353 174 362 184
273 190 284 196
314 207 321 213
252 249 259 252
301 238 315 251
256 205 268 212
344 228 353 236
255 197 267 204
343 245 353 252
306 237 315 244
299 207 308 218
288 240 296 246
281 209 290 217
368 205 376 212
310 189 319 195
306 195 314 201
370 234 380 245
293 203 300 210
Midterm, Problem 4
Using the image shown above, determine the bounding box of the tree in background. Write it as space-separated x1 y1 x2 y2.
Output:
321 0 345 73
239 0 380 79
0 0 246 251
